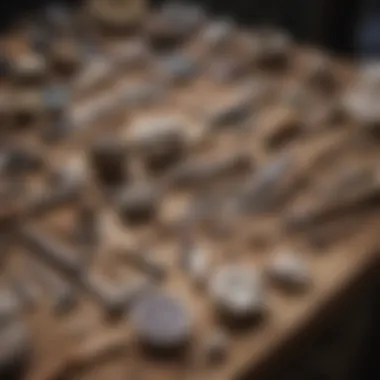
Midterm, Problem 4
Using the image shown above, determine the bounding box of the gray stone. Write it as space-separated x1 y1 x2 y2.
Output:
267 250 311 292
209 264 264 320
132 292 191 349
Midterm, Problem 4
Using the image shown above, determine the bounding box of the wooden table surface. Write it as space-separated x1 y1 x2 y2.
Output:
1 4 379 380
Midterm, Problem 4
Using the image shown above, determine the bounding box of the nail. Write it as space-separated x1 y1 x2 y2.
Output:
121 249 167 282
20 226 83 278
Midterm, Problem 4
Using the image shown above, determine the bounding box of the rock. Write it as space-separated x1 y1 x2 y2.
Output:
180 244 210 288
202 19 236 51
156 54 199 85
74 59 115 94
207 95 252 128
267 250 311 292
132 291 192 351
11 53 47 84
209 264 264 322
146 2 205 49
129 116 187 172
117 184 158 225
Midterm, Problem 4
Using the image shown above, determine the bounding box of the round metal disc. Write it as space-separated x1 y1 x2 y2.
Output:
132 292 191 349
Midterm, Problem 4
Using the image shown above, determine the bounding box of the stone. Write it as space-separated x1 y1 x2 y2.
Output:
156 54 199 84
267 250 311 291
146 2 205 48
207 95 252 128
132 291 192 350
117 184 158 225
11 53 47 84
181 244 210 287
202 19 236 51
129 116 187 172
209 264 264 321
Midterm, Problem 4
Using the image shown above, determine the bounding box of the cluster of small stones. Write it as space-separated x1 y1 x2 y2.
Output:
0 0 379 379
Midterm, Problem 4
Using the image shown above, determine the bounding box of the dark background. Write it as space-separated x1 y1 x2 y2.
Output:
1 0 379 57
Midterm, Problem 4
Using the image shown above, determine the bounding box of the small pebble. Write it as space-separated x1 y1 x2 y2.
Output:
117 184 158 225
157 54 199 84
267 250 311 292
11 53 47 84
129 116 187 172
181 244 210 288
146 2 205 48
202 19 236 51
239 154 291 213
74 59 115 94
132 291 192 350
207 95 252 128
209 264 264 321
